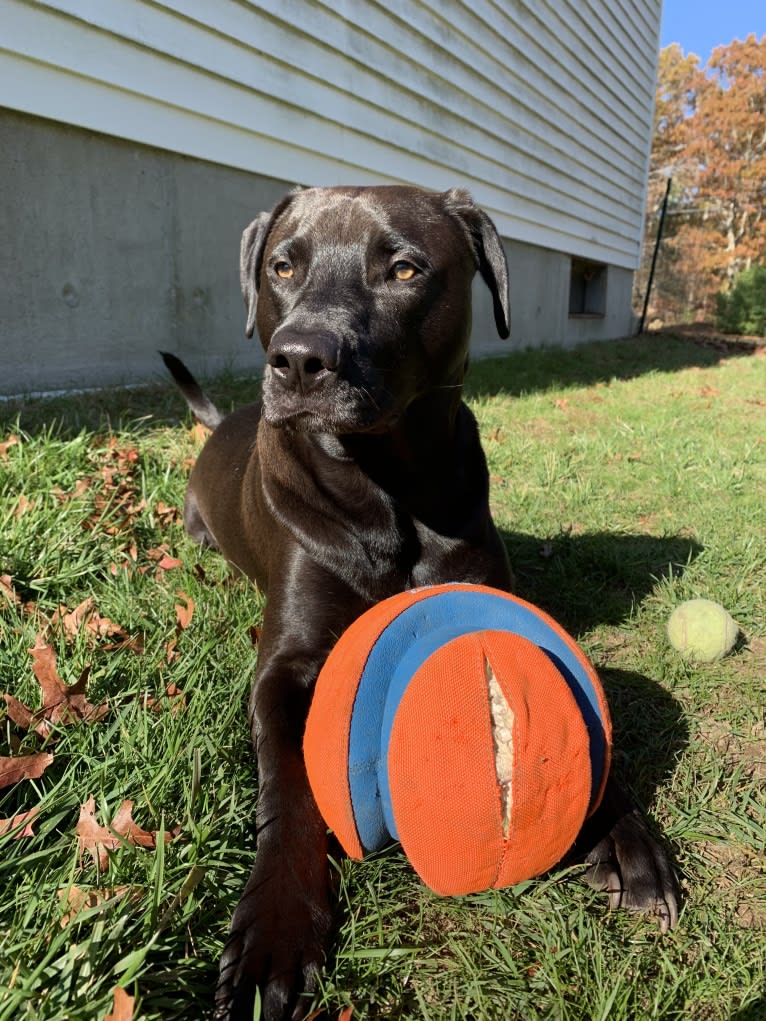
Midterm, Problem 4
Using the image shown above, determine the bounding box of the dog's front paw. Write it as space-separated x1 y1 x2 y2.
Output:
213 878 332 1021
584 806 679 933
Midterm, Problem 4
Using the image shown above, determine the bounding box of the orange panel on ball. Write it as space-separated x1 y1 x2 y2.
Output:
387 630 592 895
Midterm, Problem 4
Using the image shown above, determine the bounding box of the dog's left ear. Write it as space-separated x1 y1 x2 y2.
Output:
240 190 300 338
443 189 511 339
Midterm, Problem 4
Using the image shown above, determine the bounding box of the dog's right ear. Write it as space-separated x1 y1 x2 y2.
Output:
240 212 271 339
240 191 299 338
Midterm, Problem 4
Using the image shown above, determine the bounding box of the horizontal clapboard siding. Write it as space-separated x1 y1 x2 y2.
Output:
1 0 660 268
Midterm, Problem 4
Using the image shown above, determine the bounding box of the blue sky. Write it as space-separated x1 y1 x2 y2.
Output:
660 0 765 62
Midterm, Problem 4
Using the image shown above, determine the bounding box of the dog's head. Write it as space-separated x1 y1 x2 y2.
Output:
240 185 510 432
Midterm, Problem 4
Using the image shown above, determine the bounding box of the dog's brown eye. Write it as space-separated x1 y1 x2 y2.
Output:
275 261 294 279
393 261 417 281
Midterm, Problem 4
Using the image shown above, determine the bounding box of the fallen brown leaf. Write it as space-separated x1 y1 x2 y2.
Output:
0 574 21 606
0 434 20 459
174 591 194 631
307 1007 353 1021
189 422 211 445
26 637 109 730
76 796 172 871
164 637 179 665
146 544 171 561
15 494 33 518
57 884 134 927
155 501 181 525
0 808 39 838
51 597 128 643
157 554 184 572
3 692 50 739
146 545 185 572
102 633 145 655
51 478 91 502
105 986 135 1021
0 752 54 788
109 562 133 578
142 682 186 715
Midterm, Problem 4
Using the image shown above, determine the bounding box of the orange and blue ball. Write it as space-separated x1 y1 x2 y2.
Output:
303 584 612 896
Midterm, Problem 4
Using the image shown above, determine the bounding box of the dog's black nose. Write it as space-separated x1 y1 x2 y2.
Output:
266 330 340 393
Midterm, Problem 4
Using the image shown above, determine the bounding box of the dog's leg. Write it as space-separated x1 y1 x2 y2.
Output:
575 775 679 931
214 653 332 1021
214 562 368 1021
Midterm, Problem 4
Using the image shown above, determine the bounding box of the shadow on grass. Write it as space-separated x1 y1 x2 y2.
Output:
465 331 757 399
503 527 697 811
597 667 689 810
501 528 703 637
732 996 766 1021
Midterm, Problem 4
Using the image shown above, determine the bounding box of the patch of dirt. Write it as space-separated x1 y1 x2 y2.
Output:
695 717 766 782
697 841 766 930
652 322 766 354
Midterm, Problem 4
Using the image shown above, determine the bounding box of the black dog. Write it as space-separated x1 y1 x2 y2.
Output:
163 185 678 1021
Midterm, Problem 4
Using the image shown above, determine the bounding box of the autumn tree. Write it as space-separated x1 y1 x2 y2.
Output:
641 35 766 322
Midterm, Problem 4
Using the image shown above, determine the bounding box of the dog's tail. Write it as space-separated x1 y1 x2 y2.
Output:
160 351 224 431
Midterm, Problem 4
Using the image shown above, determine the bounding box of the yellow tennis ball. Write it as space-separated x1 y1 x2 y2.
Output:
667 599 738 663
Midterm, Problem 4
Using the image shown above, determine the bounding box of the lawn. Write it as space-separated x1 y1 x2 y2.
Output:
1 334 764 1021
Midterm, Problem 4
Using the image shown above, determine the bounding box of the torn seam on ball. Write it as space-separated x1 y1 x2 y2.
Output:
485 653 514 838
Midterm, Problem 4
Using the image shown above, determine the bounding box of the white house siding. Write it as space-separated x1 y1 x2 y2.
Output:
0 0 661 393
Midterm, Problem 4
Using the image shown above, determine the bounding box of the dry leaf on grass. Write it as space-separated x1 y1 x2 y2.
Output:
147 545 184 573
189 422 211 445
1 574 21 606
307 1007 353 1021
0 808 39 838
157 554 184 572
0 434 20 459
164 637 179 666
105 986 135 1021
51 477 92 503
3 693 49 738
0 752 54 789
174 591 194 631
51 597 128 643
102 633 146 655
3 638 109 739
15 494 33 518
81 441 146 535
57 884 135 927
142 682 186 715
76 796 173 871
154 501 181 526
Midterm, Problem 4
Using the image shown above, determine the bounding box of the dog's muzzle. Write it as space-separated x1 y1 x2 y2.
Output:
266 329 340 396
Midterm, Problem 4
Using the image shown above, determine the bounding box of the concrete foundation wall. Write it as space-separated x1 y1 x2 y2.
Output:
1 109 290 395
1 110 636 396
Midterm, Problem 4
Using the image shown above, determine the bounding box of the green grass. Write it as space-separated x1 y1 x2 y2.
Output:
1 335 764 1020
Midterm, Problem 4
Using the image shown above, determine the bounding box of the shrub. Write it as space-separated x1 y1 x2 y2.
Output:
715 264 766 336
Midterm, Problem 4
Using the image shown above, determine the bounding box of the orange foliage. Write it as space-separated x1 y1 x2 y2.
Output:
645 36 766 321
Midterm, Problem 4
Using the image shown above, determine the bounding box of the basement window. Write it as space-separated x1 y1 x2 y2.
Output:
569 258 607 316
